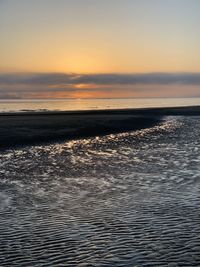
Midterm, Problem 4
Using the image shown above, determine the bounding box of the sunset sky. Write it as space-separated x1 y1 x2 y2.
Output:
0 0 200 98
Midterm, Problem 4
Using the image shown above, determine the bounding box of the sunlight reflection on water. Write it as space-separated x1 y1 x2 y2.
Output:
0 117 200 266
0 98 200 112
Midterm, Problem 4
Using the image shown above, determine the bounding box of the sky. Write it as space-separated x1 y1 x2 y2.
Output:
0 0 200 99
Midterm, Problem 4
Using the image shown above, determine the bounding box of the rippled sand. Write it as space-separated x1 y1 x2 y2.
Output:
0 116 200 266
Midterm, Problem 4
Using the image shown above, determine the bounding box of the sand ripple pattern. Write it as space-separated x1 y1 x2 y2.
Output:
0 116 200 266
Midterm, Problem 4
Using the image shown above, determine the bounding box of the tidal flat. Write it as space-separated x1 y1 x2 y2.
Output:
0 108 200 266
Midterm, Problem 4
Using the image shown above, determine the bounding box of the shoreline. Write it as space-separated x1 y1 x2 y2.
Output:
1 105 200 116
0 106 200 150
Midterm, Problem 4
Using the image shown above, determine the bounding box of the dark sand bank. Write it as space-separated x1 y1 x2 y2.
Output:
0 106 200 149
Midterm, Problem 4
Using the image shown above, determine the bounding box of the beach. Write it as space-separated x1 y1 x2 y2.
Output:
1 0 200 265
0 110 200 266
1 106 200 149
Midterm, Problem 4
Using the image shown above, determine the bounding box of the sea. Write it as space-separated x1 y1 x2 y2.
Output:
0 97 200 112
0 98 200 266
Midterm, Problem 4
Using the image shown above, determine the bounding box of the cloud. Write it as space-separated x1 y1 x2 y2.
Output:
80 73 200 85
0 72 200 99
1 72 200 86
0 73 75 85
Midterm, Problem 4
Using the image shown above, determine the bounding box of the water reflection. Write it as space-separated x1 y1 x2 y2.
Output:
1 97 200 112
0 117 200 266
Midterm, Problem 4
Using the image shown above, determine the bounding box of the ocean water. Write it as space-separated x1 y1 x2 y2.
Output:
0 97 200 112
0 116 200 266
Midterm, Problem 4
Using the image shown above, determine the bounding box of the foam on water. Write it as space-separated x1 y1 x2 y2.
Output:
0 116 200 266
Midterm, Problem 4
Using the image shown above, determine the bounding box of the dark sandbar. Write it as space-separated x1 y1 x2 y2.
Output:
0 106 200 149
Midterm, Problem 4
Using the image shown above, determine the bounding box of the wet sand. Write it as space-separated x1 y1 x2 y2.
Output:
1 115 200 266
0 113 200 266
0 106 200 149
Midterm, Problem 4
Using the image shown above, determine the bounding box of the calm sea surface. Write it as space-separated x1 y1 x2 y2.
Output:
0 97 200 112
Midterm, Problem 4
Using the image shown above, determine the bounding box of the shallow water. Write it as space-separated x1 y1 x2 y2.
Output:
0 116 200 266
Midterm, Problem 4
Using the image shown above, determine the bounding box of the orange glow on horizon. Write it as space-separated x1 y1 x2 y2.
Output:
74 83 99 89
